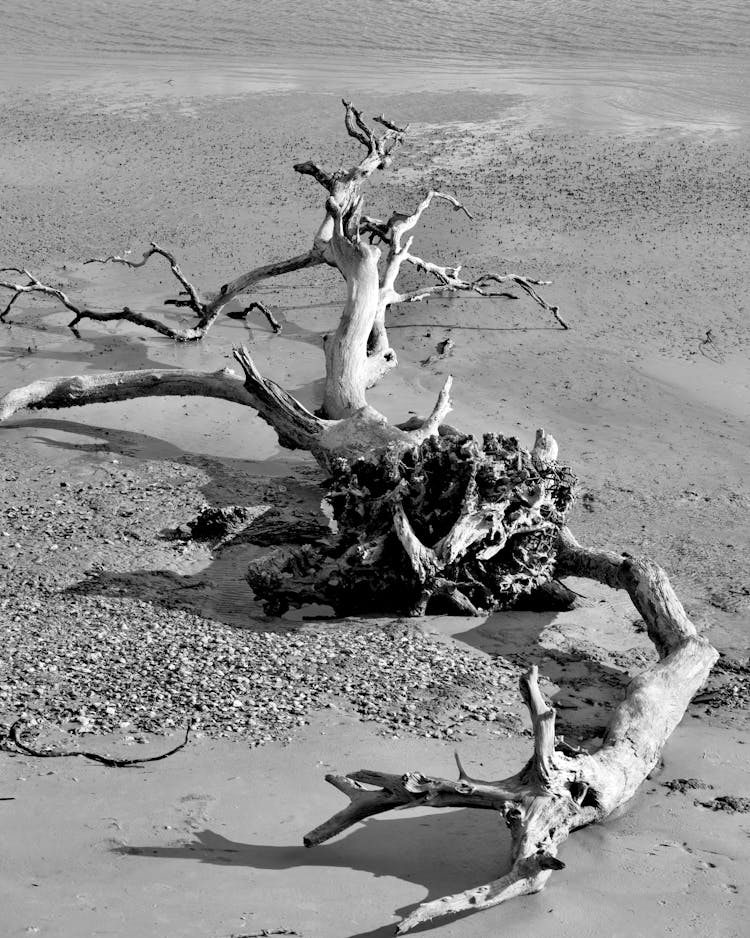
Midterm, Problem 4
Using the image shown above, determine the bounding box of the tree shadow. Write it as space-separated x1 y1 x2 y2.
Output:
114 810 512 937
1 415 325 631
449 607 638 741
0 316 189 372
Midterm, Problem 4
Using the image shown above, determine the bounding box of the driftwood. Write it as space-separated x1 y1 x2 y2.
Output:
0 101 716 931
247 428 576 616
306 527 718 932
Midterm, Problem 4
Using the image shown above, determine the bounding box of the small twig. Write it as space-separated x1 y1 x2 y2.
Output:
3 720 193 767
220 931 301 937
227 300 282 333
699 328 724 361
420 337 454 366
472 273 569 329
85 241 204 315
372 113 409 134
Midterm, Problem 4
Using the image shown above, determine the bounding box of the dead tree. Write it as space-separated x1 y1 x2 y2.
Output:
0 103 565 346
0 101 716 931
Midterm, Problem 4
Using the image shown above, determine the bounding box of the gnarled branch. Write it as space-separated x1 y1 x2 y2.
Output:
85 242 203 313
305 528 717 932
0 247 323 341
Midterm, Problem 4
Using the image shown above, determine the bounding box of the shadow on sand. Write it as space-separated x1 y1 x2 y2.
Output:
115 809 512 937
4 412 636 934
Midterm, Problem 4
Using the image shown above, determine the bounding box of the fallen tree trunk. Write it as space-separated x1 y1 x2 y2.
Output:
306 527 718 932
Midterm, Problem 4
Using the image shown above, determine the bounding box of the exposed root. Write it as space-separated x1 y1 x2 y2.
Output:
247 430 576 617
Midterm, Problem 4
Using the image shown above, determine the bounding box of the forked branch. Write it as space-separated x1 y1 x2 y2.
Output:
86 242 203 313
365 187 568 332
0 245 322 341
0 344 454 471
305 527 717 932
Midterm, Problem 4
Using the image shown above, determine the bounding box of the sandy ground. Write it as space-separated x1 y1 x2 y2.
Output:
1 87 749 937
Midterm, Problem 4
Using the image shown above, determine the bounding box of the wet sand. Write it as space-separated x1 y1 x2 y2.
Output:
1 86 749 937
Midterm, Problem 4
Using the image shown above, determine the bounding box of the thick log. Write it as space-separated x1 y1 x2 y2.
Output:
0 366 253 422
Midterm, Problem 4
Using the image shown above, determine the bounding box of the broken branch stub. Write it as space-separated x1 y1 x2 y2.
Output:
305 531 718 933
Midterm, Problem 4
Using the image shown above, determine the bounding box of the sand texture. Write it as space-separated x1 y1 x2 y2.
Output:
1 89 749 937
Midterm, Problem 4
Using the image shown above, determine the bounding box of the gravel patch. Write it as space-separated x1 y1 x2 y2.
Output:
1 599 523 742
0 445 525 746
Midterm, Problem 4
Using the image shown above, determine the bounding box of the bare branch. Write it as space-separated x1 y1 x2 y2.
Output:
372 113 409 134
342 98 375 150
306 527 718 932
85 241 203 314
473 273 570 329
1 287 23 320
229 300 282 333
304 766 524 849
231 345 327 451
394 191 474 241
0 249 323 341
292 160 334 191
397 856 556 934
406 375 453 443
209 250 326 316
519 666 557 788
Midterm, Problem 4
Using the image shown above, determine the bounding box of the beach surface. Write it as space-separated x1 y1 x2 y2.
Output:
1 76 749 938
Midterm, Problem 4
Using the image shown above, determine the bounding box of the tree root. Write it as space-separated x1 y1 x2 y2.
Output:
247 429 577 616
304 527 717 932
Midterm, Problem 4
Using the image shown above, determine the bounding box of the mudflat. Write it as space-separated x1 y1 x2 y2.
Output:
1 87 748 937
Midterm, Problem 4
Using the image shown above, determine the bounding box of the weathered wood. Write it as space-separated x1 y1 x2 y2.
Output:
0 245 323 341
305 529 718 932
0 365 253 422
246 429 576 617
0 100 707 935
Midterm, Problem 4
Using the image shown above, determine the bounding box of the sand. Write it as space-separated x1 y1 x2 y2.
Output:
1 86 749 937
